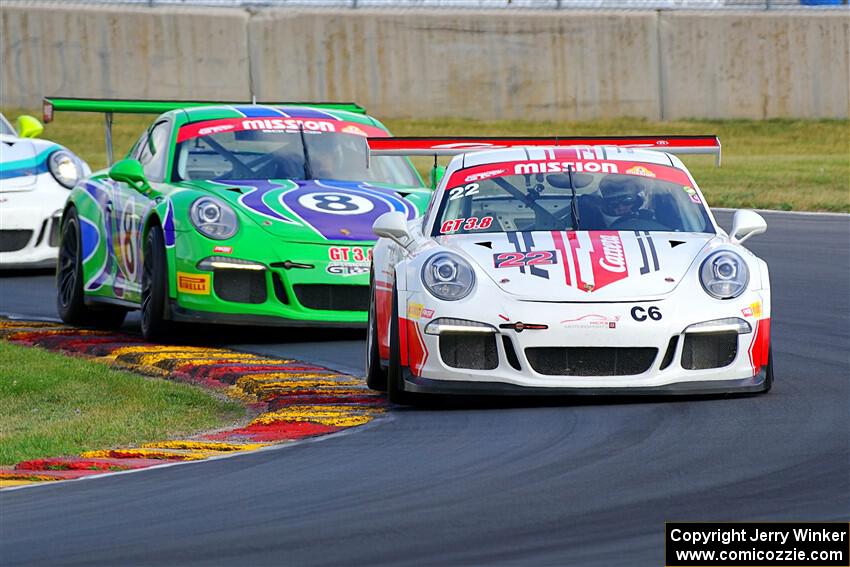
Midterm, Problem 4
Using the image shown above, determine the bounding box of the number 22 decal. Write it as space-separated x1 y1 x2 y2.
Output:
493 250 557 269
448 183 480 201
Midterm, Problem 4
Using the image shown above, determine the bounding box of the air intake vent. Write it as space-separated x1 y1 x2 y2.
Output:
0 230 33 252
213 270 267 304
293 284 368 312
439 333 498 370
526 347 657 376
659 336 679 370
682 332 737 370
502 335 522 371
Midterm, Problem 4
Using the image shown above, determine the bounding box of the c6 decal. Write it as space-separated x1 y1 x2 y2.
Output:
177 272 211 295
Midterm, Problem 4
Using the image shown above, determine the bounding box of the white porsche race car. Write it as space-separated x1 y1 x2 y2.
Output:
0 113 89 269
365 136 772 404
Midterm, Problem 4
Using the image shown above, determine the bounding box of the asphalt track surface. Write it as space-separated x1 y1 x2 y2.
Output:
1 210 848 566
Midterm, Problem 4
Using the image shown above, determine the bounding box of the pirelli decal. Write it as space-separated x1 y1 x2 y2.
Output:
177 272 211 295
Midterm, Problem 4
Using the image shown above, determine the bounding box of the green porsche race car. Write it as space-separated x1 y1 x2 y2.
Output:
49 98 431 339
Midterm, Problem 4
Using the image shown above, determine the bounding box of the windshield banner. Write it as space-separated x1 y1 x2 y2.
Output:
177 118 389 143
446 157 695 189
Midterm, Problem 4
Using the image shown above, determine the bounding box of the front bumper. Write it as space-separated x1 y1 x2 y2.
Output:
0 176 66 268
399 289 771 395
169 232 372 326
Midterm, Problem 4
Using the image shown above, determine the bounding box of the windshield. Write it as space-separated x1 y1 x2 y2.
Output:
432 161 714 236
173 121 421 187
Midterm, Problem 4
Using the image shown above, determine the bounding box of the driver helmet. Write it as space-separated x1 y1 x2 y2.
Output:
599 174 646 217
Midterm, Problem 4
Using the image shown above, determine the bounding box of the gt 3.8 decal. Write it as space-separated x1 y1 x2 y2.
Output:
439 216 493 234
493 250 557 269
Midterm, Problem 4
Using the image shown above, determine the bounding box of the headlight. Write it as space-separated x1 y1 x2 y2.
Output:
421 252 475 301
700 251 749 299
48 150 81 188
190 197 239 240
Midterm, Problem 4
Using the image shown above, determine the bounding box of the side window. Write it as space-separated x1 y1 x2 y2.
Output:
138 121 171 182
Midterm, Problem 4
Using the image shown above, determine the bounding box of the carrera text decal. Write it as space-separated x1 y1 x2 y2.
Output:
550 230 629 292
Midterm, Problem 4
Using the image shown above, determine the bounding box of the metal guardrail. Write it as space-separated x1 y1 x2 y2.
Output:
9 0 849 9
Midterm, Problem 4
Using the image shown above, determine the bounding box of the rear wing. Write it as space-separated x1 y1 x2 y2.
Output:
43 96 367 165
367 135 722 167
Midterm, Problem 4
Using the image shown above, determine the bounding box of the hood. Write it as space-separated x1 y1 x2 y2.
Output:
438 230 715 301
184 178 430 244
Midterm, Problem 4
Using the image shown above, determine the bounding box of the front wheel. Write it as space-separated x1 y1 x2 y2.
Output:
140 224 170 341
365 274 387 391
387 286 417 406
760 346 774 393
56 208 126 329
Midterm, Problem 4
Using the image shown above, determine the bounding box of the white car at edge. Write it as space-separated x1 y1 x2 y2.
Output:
365 135 772 404
0 112 89 269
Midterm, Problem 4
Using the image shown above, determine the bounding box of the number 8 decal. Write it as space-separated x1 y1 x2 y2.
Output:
297 192 375 216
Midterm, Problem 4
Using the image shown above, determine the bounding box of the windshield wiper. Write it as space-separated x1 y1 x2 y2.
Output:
299 125 313 180
567 165 580 230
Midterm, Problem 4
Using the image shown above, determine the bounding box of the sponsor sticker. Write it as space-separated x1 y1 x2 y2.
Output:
742 300 762 318
199 124 234 136
326 262 370 277
439 216 494 234
328 246 372 262
560 314 620 330
407 303 425 320
513 161 619 175
465 169 506 183
421 308 434 319
177 272 211 295
241 118 336 133
625 165 656 178
683 186 702 204
341 125 368 137
213 245 233 254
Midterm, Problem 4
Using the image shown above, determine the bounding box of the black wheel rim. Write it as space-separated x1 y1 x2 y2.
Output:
57 220 78 308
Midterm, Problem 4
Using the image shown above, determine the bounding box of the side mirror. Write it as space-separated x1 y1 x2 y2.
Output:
16 115 44 139
373 211 413 248
109 159 151 194
730 209 766 245
429 165 446 189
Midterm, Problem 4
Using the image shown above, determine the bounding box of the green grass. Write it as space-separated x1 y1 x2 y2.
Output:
3 108 847 212
0 342 246 466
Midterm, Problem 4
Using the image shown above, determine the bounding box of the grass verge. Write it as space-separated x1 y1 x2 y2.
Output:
0 341 246 466
2 108 847 212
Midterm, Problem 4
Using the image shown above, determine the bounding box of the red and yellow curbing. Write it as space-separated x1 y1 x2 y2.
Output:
0 318 384 488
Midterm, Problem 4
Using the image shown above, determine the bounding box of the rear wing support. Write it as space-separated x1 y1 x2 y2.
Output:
367 135 722 167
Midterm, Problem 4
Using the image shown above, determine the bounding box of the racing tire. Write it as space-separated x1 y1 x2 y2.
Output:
56 208 127 329
387 286 417 406
365 273 388 391
140 224 171 342
760 346 774 393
